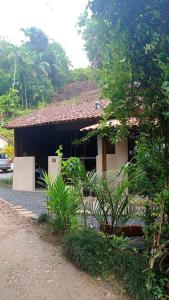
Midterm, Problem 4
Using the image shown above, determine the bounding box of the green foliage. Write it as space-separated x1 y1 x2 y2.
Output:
109 251 154 300
62 157 86 184
0 127 14 145
21 27 49 52
63 229 110 276
62 228 155 299
86 168 133 231
132 136 165 198
43 173 80 232
108 235 130 250
69 68 94 82
0 27 70 112
38 213 49 224
80 4 169 295
0 88 19 117
0 177 13 185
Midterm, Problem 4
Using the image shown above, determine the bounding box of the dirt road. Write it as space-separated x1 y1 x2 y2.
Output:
0 200 127 300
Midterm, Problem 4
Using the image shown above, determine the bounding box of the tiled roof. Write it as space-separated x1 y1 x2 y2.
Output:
6 99 109 129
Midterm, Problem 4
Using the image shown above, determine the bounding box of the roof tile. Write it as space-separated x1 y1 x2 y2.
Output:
6 99 109 129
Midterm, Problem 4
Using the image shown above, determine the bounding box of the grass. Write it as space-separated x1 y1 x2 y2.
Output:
62 228 155 300
63 229 110 276
0 177 13 185
38 213 49 224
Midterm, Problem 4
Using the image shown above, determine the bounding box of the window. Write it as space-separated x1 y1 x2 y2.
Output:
106 139 115 154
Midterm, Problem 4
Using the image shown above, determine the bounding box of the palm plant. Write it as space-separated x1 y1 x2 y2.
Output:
86 167 133 233
43 173 80 232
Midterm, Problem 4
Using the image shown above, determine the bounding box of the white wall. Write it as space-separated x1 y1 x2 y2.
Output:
96 135 128 173
13 157 35 192
48 156 61 181
106 141 128 171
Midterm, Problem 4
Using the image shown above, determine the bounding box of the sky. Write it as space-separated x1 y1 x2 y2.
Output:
0 0 89 68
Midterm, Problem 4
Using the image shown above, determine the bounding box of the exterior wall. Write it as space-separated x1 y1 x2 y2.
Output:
106 141 128 171
96 135 128 173
97 135 102 155
13 157 35 191
96 154 102 174
0 137 8 152
96 136 103 174
48 156 61 181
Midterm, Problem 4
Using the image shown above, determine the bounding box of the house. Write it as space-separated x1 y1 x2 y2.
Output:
0 134 9 152
6 81 129 191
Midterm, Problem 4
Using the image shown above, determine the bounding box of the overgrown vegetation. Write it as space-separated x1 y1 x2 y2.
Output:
0 177 13 185
42 173 80 232
41 149 168 298
78 1 169 298
0 27 70 113
63 229 154 300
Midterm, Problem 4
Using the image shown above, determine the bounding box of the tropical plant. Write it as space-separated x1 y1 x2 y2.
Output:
86 167 133 233
0 88 19 117
43 173 80 232
62 157 87 184
80 3 169 290
0 27 71 112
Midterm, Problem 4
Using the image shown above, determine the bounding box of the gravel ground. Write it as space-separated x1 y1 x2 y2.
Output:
0 200 130 300
0 186 143 228
0 186 47 215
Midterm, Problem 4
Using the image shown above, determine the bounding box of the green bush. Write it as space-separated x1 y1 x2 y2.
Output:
43 174 80 232
62 228 155 300
38 213 49 224
0 177 13 185
63 229 110 276
109 251 154 300
62 157 87 185
108 235 130 250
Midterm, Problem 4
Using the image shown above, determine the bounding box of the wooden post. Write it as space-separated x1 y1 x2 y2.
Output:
102 137 107 173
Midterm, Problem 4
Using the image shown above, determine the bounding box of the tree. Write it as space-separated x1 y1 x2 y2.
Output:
0 27 71 110
79 0 169 293
0 88 19 117
69 67 94 82
21 27 49 52
43 42 70 91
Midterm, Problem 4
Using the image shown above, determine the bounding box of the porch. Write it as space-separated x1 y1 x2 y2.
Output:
13 120 128 191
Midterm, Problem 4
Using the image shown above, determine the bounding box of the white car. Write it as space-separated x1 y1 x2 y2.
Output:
0 154 12 172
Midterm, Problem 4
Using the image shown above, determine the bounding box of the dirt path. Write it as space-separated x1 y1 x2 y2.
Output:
0 200 128 300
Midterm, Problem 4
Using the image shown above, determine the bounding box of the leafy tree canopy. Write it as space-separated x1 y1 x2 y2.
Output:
0 27 70 110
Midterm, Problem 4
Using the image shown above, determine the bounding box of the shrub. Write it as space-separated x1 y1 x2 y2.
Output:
63 229 110 276
62 157 86 184
109 251 153 300
62 228 155 300
108 235 130 250
38 213 49 224
43 174 80 232
0 177 13 185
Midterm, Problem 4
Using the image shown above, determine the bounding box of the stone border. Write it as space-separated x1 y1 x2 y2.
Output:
0 198 38 220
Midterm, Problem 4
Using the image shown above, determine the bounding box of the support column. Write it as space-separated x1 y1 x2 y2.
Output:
13 156 35 191
48 156 61 181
